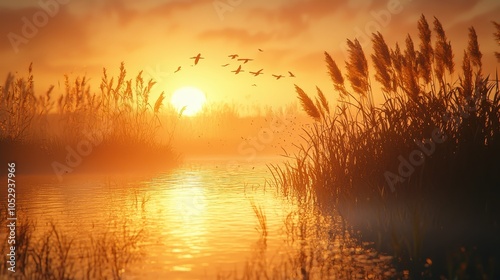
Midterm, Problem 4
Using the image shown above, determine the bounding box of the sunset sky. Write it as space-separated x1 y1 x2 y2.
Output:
1 0 499 112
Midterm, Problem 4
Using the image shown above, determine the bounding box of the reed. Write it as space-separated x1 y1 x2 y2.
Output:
0 62 179 174
219 198 396 280
0 207 145 280
271 15 500 278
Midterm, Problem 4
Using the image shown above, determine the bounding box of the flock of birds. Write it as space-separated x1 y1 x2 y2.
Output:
170 50 296 86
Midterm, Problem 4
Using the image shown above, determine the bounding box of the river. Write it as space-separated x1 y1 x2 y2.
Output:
2 156 396 279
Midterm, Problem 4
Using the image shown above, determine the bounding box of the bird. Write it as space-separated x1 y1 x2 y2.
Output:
222 63 230 67
288 71 295 77
251 84 257 86
228 54 239 59
232 65 244 74
238 58 253 64
174 66 181 73
249 69 264 76
272 74 284 80
258 48 264 52
190 53 204 65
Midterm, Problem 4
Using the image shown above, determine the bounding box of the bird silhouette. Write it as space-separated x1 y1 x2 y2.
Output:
222 63 230 67
249 69 264 76
272 74 284 80
237 58 253 64
288 71 295 77
190 53 204 65
232 65 244 74
228 54 239 59
251 84 257 86
174 66 181 73
258 48 264 52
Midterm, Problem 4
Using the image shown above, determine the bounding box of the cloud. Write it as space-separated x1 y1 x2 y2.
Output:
0 5 91 55
198 28 274 45
246 0 344 35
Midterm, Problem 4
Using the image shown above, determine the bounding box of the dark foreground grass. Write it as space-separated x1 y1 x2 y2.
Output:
271 15 500 279
0 63 179 177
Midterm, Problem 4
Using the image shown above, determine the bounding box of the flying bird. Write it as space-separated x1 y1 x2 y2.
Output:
232 65 244 74
228 54 239 59
237 58 253 64
258 48 264 52
252 84 257 86
221 63 230 67
272 74 284 80
190 53 204 65
288 71 295 77
174 66 181 73
249 69 264 76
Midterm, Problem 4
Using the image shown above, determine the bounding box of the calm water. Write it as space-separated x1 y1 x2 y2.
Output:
4 156 396 279
9 157 291 279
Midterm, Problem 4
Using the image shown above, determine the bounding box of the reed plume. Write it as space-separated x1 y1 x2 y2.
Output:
417 14 434 85
467 27 482 72
315 86 329 115
492 21 500 61
154 91 165 114
324 51 347 97
402 35 420 100
460 51 473 98
345 39 369 96
295 84 321 121
371 32 393 94
433 17 455 85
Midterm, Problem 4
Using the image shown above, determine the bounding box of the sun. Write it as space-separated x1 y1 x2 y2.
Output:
171 86 207 116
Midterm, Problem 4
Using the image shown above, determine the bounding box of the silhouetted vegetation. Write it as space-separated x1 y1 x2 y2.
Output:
0 207 144 280
0 63 178 175
273 16 500 279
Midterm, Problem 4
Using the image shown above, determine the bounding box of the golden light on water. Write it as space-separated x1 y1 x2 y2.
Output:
171 86 207 116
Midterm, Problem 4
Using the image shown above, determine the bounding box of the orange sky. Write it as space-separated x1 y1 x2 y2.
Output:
1 0 499 111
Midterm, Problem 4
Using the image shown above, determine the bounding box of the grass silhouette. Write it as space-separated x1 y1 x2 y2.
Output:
272 15 500 279
0 62 178 176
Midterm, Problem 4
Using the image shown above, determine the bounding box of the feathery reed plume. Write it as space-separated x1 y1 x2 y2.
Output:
315 97 326 120
178 105 187 118
325 51 348 97
345 39 369 96
295 85 321 121
467 27 482 72
154 92 165 114
417 14 433 84
316 86 330 115
403 35 420 100
433 17 455 81
492 21 500 61
391 43 403 92
461 50 473 98
371 32 393 93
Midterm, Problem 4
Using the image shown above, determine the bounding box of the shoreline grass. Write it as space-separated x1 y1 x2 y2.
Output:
271 15 500 279
0 63 180 176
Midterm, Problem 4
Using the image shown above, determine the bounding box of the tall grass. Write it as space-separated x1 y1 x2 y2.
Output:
0 207 145 279
272 15 500 278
